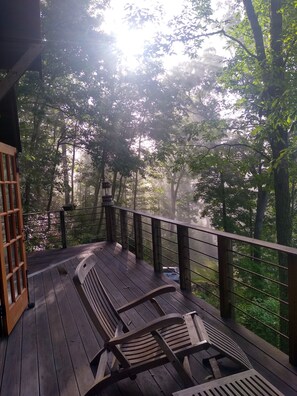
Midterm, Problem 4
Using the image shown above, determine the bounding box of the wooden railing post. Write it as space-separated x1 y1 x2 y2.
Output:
60 210 67 249
218 235 234 319
105 205 116 243
134 213 143 260
288 253 297 365
177 225 191 291
152 218 162 273
120 209 128 249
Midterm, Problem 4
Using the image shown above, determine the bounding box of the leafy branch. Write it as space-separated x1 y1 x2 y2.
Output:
185 142 271 161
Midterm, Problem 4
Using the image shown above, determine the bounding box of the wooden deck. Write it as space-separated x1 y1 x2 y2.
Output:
1 242 297 396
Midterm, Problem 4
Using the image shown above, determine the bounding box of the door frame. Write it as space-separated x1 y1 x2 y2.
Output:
0 142 28 335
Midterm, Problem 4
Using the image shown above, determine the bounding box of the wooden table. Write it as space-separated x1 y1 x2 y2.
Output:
172 369 284 395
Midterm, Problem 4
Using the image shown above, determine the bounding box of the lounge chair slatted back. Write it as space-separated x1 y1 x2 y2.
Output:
201 319 253 370
73 256 123 342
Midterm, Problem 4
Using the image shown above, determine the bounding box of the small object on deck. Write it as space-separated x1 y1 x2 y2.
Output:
73 254 252 395
57 265 68 275
172 368 285 395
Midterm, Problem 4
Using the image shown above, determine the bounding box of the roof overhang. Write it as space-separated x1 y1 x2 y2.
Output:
0 0 42 72
0 0 42 152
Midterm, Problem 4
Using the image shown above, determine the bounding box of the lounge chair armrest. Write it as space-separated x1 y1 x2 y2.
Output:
117 285 176 313
107 313 184 346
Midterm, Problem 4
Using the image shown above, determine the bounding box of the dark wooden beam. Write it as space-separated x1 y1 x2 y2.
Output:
0 43 43 101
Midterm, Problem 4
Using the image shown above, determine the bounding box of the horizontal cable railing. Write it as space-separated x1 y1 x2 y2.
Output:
23 206 106 251
104 205 297 366
24 203 297 366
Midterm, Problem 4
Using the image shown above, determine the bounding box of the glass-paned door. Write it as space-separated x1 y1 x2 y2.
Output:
0 143 28 335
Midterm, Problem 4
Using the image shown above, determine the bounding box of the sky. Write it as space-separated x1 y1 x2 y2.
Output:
102 0 187 69
101 0 231 70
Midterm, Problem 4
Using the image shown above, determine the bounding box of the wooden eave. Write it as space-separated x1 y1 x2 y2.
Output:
0 0 42 152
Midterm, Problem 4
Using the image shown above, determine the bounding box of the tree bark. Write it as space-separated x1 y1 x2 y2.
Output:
243 0 291 247
62 140 70 205
242 0 290 352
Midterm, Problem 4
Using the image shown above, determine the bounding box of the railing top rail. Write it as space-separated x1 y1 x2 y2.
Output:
114 206 297 257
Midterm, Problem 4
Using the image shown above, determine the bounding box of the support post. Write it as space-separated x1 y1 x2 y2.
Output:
152 218 162 273
177 225 191 291
288 253 297 366
134 213 143 260
120 209 128 249
60 210 67 249
218 235 233 319
105 205 116 243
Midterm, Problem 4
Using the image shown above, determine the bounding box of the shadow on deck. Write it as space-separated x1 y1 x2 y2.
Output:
0 242 296 395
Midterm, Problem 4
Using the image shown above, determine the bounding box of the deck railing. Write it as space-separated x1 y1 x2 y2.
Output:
24 204 297 366
105 205 297 366
23 206 106 251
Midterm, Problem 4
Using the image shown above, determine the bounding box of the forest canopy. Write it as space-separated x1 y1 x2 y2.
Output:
18 0 297 248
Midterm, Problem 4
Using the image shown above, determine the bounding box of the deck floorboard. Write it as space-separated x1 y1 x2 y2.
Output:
0 241 296 395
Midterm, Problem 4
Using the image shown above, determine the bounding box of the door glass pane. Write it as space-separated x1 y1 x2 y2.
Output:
0 186 3 213
9 156 15 181
3 155 8 181
9 214 16 240
0 153 3 181
1 216 6 244
12 184 18 209
17 239 24 263
5 185 10 210
20 267 26 291
10 243 17 268
14 273 20 298
4 247 10 275
13 212 20 236
7 279 12 305
4 217 10 242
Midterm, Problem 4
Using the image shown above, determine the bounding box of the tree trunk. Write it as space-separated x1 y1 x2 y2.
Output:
116 174 124 204
242 0 290 352
133 136 142 210
62 141 70 205
70 142 76 204
92 168 102 217
46 142 60 212
242 0 291 246
220 172 229 232
170 170 185 220
112 170 117 200
253 187 268 241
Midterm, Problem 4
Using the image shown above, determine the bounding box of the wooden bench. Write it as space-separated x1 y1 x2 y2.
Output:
172 369 284 396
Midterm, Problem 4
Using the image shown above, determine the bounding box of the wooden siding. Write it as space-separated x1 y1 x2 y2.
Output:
0 242 296 396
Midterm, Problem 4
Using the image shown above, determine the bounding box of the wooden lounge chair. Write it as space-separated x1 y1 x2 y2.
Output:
172 369 285 395
73 254 252 395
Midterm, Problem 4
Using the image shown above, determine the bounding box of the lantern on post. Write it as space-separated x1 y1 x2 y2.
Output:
102 180 115 242
102 181 113 206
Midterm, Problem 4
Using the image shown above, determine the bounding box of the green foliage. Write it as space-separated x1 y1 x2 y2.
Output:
236 297 281 349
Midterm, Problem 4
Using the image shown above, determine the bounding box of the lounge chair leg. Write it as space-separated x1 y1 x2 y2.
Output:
152 330 195 387
202 353 224 366
208 357 222 379
182 356 192 379
202 355 222 379
90 347 106 367
86 370 139 396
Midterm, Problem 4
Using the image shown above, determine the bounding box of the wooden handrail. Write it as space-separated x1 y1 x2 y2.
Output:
113 206 297 256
